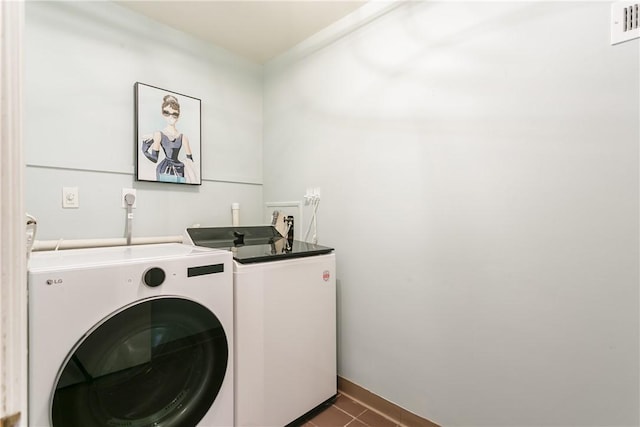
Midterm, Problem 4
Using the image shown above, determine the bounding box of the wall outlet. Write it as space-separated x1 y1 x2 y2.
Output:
122 188 137 208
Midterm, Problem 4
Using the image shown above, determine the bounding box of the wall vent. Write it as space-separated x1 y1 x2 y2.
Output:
611 1 640 44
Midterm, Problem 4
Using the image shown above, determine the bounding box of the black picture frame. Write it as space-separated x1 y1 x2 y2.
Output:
135 82 202 185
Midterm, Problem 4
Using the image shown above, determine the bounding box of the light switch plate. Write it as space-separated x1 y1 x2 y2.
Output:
62 187 79 208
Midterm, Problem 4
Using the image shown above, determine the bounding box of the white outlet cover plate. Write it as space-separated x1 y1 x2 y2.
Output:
122 188 137 208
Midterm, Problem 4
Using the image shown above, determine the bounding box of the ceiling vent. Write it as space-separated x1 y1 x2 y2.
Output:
611 1 640 44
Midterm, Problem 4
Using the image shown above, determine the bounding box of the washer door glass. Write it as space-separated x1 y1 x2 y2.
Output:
51 297 228 427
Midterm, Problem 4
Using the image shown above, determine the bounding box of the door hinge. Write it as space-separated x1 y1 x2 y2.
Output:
0 412 21 427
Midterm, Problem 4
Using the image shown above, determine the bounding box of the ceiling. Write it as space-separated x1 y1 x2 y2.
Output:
116 1 368 64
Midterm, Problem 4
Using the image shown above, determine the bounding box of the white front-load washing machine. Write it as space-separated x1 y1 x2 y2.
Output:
28 243 234 427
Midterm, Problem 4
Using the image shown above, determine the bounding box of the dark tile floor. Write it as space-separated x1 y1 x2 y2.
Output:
302 394 400 427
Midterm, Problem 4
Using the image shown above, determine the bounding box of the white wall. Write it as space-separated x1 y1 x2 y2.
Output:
25 1 264 240
264 2 639 426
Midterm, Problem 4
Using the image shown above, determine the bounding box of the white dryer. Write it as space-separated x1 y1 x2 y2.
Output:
185 226 337 427
28 243 234 427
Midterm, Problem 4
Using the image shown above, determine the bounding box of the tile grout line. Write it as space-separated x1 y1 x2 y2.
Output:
338 391 404 427
333 402 368 420
306 401 358 427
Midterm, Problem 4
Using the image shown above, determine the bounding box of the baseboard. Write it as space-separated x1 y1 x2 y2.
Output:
337 376 440 427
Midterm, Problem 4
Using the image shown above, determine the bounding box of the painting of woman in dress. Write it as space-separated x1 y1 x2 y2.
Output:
135 83 201 185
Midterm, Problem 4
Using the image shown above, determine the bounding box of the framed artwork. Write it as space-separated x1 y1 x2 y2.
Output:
135 82 202 185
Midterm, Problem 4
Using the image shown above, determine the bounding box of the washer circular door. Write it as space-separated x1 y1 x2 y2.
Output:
50 297 228 427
